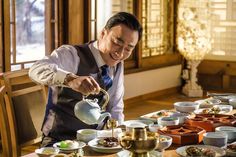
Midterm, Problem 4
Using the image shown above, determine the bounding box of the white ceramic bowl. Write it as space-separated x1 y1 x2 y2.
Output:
77 129 97 143
35 147 60 156
156 135 172 151
123 119 154 132
174 102 199 113
229 98 236 109
148 124 163 132
157 116 179 126
215 126 236 143
203 132 228 148
170 112 189 124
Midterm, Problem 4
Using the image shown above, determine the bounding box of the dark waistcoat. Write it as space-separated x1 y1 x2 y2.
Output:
43 43 106 141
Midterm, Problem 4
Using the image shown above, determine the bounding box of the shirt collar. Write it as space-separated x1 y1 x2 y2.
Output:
88 41 106 68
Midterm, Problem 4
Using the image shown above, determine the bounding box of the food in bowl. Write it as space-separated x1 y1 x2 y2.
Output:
156 135 172 151
35 147 60 156
97 137 119 147
174 102 199 113
226 143 236 157
77 129 97 143
202 106 221 114
228 143 236 152
58 140 79 149
185 146 216 157
149 110 174 119
157 117 179 126
195 98 221 108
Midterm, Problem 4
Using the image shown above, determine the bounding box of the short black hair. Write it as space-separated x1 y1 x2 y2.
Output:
104 12 143 41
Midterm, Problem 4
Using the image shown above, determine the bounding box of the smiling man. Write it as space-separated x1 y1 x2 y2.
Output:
29 12 142 147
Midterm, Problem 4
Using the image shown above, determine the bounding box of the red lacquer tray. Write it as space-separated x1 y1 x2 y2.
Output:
185 114 236 132
158 125 206 145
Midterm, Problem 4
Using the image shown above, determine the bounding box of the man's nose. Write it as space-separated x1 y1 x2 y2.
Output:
116 47 125 57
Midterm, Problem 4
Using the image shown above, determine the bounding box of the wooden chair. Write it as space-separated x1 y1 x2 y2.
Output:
0 69 47 156
0 86 13 157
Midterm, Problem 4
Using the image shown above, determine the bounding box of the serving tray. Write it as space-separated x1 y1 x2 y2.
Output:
158 125 206 145
185 114 236 132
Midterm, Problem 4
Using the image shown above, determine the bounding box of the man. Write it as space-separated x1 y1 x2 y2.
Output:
29 12 142 146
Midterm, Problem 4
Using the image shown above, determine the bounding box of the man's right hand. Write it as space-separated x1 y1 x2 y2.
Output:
64 73 100 95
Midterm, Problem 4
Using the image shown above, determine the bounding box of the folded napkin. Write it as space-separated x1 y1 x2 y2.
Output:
97 128 122 138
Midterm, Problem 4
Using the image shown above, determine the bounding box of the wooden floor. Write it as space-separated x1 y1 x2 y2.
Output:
124 92 201 120
6 92 203 156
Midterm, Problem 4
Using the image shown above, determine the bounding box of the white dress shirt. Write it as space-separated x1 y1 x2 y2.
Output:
29 41 124 124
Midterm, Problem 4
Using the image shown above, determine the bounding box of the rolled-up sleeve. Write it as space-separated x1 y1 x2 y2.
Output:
29 45 80 86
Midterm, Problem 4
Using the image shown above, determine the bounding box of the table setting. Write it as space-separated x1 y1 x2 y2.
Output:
27 91 236 157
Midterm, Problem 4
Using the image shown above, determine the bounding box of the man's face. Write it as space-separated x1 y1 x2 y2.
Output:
98 24 139 66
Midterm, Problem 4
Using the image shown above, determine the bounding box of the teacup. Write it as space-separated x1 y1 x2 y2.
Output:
77 129 97 143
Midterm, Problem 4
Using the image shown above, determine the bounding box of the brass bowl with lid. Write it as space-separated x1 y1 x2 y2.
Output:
118 127 159 157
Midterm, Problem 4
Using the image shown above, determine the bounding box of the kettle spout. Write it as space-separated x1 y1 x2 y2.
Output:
97 112 111 124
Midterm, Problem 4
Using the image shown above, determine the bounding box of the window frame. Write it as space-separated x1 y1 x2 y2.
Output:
0 0 65 72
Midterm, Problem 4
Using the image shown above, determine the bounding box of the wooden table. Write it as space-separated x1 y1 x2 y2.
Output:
22 110 236 157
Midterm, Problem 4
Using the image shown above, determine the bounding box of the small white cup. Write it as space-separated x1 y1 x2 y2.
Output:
77 129 97 143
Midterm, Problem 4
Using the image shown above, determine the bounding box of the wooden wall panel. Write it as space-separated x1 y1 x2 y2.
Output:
68 0 84 44
198 60 236 92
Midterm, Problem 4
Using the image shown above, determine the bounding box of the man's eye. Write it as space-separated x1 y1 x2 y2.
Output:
125 48 131 52
112 39 122 46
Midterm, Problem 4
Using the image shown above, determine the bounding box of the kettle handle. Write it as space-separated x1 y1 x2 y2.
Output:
100 88 109 111
82 88 109 111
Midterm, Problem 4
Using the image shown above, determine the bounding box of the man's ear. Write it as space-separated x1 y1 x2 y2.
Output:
100 28 107 39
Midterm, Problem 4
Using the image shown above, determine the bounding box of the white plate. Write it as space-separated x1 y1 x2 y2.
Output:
88 138 122 153
139 110 176 122
176 145 226 157
53 140 86 153
122 119 154 128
